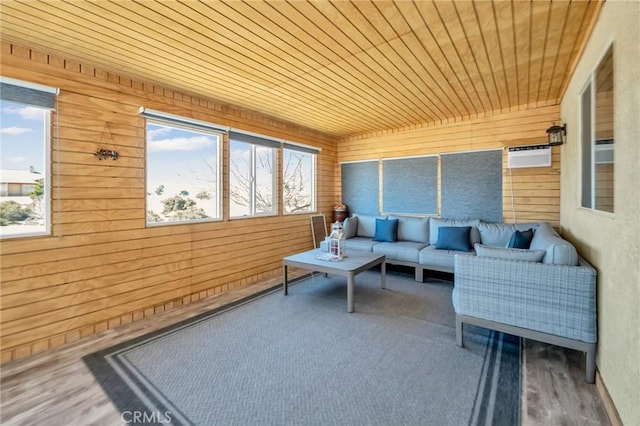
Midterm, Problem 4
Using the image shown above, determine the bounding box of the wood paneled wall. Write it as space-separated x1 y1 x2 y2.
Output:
0 40 563 364
337 105 562 226
0 42 337 363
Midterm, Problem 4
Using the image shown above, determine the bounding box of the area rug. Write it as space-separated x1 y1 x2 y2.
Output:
84 270 521 426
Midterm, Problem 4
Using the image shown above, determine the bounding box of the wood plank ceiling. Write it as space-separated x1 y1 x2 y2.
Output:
0 0 601 138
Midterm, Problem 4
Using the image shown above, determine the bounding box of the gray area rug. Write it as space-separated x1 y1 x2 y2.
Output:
84 270 521 426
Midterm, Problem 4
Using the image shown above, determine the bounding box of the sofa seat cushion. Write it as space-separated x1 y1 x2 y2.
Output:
373 241 427 263
418 245 466 273
344 237 379 252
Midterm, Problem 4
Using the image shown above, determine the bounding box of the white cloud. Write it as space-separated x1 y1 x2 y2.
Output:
2 106 45 120
147 126 172 140
148 135 216 152
5 156 27 163
0 126 33 135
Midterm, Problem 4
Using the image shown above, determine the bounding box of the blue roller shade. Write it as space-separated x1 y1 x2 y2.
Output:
382 156 437 214
441 150 503 222
341 161 379 216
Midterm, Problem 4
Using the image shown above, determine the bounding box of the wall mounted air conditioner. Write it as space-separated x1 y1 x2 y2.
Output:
507 145 552 168
594 139 614 164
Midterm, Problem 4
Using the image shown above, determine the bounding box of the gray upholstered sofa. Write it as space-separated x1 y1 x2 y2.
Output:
321 213 597 383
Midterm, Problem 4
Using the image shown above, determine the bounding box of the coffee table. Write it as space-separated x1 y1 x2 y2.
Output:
283 248 386 313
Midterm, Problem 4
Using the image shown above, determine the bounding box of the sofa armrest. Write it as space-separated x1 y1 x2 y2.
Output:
453 255 597 343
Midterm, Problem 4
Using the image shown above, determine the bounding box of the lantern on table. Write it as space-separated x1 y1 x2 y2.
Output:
328 221 346 258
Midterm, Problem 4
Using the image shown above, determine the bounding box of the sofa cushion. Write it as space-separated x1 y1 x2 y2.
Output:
477 221 540 247
374 241 427 263
374 218 398 242
354 214 386 238
342 216 358 239
507 229 534 249
389 215 429 244
418 246 459 273
529 222 579 266
344 237 378 252
436 226 473 252
474 243 545 262
429 217 480 246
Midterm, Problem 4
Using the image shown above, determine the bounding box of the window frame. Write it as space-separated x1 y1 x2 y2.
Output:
144 116 223 227
282 145 317 215
0 78 55 240
228 138 277 219
579 42 615 214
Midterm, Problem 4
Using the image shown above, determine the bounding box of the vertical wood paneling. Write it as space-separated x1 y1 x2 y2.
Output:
0 42 337 362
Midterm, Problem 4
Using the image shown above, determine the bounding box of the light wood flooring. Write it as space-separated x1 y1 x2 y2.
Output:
1 272 612 426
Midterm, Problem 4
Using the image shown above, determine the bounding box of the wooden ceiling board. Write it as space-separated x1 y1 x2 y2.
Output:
0 0 603 138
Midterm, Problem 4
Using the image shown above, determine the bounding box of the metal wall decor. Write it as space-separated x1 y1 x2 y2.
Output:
95 121 119 160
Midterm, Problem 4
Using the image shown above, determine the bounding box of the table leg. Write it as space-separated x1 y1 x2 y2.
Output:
347 271 354 313
283 263 288 295
381 261 386 289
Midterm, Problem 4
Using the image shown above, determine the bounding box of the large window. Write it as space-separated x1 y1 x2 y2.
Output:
144 113 222 225
0 78 56 239
581 45 614 212
283 144 316 214
229 132 277 218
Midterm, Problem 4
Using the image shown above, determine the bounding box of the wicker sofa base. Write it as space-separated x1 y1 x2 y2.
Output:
456 314 596 383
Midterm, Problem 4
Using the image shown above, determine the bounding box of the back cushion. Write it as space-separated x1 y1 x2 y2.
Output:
429 217 480 246
354 214 386 238
529 222 579 265
389 216 429 244
477 221 540 247
342 216 358 239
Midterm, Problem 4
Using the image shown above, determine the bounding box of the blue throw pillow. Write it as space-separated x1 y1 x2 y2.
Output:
374 218 398 242
507 229 534 249
436 226 472 252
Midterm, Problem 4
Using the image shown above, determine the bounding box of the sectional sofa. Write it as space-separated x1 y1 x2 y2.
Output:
321 213 598 383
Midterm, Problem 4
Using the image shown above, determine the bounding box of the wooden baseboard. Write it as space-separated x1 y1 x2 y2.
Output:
596 369 623 426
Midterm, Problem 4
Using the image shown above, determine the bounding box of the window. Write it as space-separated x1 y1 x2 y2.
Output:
283 144 316 214
229 132 277 218
581 46 614 212
144 111 222 225
0 78 56 239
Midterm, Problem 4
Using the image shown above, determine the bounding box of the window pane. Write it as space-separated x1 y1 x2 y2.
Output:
146 121 220 224
254 146 274 214
581 83 593 208
594 47 614 212
0 99 50 238
283 149 314 214
229 141 251 217
229 140 275 218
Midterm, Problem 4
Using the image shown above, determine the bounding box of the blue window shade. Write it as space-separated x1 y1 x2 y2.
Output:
382 156 437 214
229 131 281 148
0 82 56 109
441 150 503 222
341 161 379 216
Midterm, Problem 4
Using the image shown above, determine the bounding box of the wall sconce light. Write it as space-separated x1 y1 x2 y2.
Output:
546 123 567 146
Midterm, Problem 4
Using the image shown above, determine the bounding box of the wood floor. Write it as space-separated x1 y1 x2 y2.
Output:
1 272 612 426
